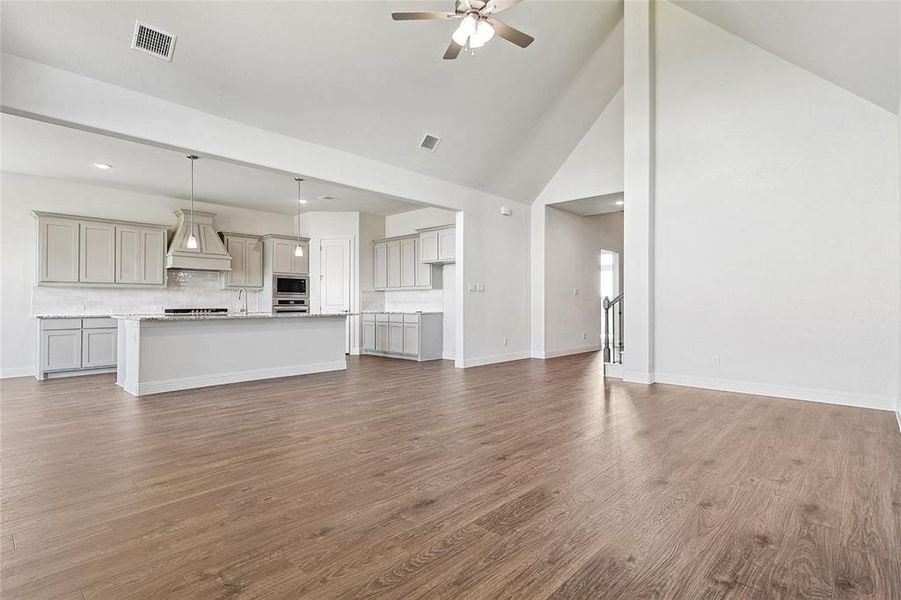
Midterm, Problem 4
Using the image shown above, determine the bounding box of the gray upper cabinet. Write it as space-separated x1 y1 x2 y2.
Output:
266 235 309 275
221 233 264 288
39 216 80 283
418 225 455 264
35 213 167 287
79 221 116 283
373 235 437 291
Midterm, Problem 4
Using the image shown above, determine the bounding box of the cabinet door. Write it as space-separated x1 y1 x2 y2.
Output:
273 239 295 273
82 328 117 368
79 221 116 283
226 237 247 287
399 238 416 287
419 230 439 263
375 322 389 351
386 241 401 288
438 228 456 262
388 322 404 353
414 240 431 287
292 241 309 275
373 243 388 289
140 229 165 285
362 322 376 351
116 226 142 284
40 329 82 372
403 323 420 356
245 238 264 287
39 217 79 283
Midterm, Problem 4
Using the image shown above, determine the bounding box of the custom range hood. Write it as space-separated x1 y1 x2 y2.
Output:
165 209 232 271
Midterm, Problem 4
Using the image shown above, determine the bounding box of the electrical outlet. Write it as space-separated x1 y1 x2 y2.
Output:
712 355 720 366
468 283 476 292
573 288 579 296
503 337 508 347
477 283 485 292
582 332 588 340
72 304 85 311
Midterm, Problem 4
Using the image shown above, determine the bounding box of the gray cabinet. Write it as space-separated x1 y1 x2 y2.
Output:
38 317 117 378
116 226 165 285
79 221 116 283
267 236 309 275
36 213 167 287
82 328 117 368
361 312 442 361
221 234 263 288
40 329 82 372
373 235 438 291
38 216 79 283
419 226 455 264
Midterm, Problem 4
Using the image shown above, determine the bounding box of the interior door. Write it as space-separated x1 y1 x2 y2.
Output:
320 238 352 352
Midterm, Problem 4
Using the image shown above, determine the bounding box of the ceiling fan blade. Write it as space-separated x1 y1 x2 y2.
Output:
483 0 523 14
487 18 534 48
392 11 456 21
443 40 463 60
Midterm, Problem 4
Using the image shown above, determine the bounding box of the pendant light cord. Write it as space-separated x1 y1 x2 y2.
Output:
296 177 303 243
187 154 199 244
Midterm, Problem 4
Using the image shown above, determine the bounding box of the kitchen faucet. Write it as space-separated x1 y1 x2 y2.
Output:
236 288 248 316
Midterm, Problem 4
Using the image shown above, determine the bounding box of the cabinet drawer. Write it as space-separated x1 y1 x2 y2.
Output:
375 313 389 322
403 314 420 323
82 317 117 329
40 318 83 331
389 314 405 323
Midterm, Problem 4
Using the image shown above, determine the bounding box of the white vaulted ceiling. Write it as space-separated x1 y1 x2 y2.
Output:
0 0 625 202
674 0 899 113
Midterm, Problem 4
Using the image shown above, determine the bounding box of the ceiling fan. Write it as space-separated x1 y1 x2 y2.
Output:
392 0 534 60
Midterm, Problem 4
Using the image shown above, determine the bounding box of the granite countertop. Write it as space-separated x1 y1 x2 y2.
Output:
111 312 355 322
360 310 443 315
35 314 114 319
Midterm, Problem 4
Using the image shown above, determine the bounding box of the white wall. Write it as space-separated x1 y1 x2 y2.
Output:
543 208 624 358
535 88 624 206
531 84 625 358
0 173 293 377
897 3 901 425
1 55 531 369
359 212 385 312
653 2 900 410
384 207 455 237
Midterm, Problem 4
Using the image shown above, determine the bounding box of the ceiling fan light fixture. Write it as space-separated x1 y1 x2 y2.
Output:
451 14 477 46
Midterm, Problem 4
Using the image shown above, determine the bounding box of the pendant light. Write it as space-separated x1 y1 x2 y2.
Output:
186 155 199 249
294 177 304 257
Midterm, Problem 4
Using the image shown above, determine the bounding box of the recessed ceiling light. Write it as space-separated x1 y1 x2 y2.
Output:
298 199 308 204
94 163 113 170
615 200 624 206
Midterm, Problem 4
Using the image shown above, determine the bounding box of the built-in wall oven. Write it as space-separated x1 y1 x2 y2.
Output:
273 274 308 299
273 298 309 314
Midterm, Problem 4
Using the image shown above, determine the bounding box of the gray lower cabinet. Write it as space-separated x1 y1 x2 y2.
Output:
361 312 442 361
38 318 117 378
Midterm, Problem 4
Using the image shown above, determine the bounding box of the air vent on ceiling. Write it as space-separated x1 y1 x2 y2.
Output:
419 134 441 153
317 195 337 202
131 21 176 62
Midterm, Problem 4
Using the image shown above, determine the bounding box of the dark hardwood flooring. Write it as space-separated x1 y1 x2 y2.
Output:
1 353 899 599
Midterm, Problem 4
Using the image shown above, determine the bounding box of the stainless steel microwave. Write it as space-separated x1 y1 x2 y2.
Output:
273 275 308 299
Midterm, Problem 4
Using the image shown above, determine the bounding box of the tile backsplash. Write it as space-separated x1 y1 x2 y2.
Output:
382 289 444 312
32 270 265 316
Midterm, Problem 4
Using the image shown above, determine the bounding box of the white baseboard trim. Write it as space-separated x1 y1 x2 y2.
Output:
896 409 900 434
604 363 624 379
460 351 532 368
623 370 654 384
0 367 34 379
653 372 896 412
133 361 347 396
540 345 601 359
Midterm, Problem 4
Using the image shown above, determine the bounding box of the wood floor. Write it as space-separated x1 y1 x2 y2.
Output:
1 353 899 599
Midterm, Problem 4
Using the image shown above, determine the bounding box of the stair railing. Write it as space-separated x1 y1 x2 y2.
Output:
603 293 624 364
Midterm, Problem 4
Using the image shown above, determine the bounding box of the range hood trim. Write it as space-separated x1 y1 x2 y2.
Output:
165 209 232 271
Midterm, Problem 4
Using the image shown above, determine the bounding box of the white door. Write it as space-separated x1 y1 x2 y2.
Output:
320 238 352 352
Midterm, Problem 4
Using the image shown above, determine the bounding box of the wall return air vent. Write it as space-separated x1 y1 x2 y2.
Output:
131 22 177 61
419 134 441 153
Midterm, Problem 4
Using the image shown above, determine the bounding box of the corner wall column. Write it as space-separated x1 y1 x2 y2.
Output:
623 0 656 383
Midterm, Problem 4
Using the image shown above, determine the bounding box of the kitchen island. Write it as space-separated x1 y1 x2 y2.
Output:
113 313 350 396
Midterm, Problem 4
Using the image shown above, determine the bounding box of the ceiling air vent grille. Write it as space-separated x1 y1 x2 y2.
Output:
419 134 441 153
131 22 176 61
317 195 337 202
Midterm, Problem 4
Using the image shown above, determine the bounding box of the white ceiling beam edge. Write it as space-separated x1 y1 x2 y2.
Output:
0 53 522 214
